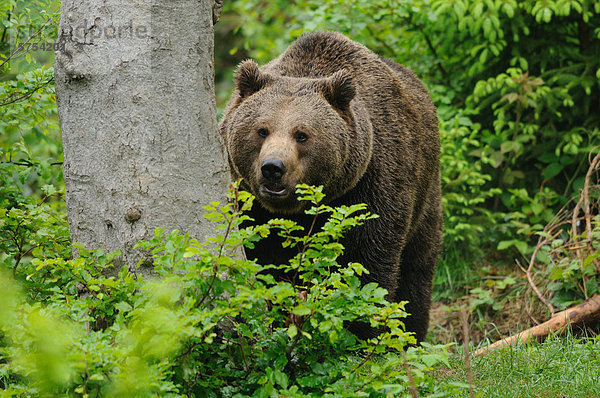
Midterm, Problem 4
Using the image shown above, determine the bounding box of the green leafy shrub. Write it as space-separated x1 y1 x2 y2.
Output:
0 116 69 283
1 183 463 397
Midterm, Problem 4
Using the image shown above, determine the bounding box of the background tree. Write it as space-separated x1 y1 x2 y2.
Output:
54 0 228 274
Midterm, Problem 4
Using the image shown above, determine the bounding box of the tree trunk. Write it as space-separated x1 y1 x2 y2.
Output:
54 0 228 275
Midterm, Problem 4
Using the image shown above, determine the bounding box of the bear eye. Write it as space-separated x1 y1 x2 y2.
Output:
295 131 309 143
257 128 269 138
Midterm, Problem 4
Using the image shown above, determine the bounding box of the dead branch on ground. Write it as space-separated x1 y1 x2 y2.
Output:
474 294 600 356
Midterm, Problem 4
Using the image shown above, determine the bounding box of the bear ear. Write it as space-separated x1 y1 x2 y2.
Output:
234 59 272 99
321 69 355 111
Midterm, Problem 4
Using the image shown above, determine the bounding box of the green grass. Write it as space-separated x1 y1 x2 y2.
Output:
443 335 600 397
433 255 480 302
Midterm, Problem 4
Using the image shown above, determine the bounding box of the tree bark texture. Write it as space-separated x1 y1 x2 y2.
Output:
55 0 228 274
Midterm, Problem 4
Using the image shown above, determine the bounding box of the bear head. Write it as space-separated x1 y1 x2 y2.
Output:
220 59 373 214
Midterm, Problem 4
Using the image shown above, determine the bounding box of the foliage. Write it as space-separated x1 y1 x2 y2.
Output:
1 66 61 182
540 216 600 309
528 175 600 310
1 0 60 76
0 176 70 277
1 65 65 279
1 0 65 283
0 183 463 397
456 157 600 323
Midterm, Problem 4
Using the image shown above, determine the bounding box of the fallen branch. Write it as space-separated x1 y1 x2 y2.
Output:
473 294 600 356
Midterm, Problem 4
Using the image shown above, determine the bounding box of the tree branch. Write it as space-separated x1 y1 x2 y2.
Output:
417 26 448 80
0 77 54 107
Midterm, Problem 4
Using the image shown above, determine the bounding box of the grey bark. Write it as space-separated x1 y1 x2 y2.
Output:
54 0 228 275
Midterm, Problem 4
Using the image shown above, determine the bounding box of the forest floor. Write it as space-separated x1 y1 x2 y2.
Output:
426 262 600 397
427 263 544 346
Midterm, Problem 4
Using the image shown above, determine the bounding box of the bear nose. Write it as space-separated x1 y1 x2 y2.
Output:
261 158 286 181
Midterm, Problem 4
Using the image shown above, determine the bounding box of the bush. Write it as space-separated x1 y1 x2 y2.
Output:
0 183 462 397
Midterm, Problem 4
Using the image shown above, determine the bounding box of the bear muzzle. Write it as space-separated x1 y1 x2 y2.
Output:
260 158 288 197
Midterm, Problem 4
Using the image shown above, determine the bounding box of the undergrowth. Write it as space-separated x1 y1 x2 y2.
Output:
0 182 462 397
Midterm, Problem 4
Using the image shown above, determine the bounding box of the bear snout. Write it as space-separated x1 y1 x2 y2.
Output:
261 158 287 182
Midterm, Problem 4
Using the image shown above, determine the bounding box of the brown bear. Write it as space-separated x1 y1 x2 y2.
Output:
219 31 442 342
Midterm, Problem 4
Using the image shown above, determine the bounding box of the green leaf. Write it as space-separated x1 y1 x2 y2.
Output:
497 240 513 251
292 305 311 316
542 162 563 179
272 369 289 389
115 302 133 313
287 324 298 339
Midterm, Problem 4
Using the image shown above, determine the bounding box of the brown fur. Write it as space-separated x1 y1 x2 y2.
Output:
219 32 442 342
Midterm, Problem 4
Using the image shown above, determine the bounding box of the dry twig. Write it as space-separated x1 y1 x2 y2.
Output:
460 308 476 398
516 231 560 315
